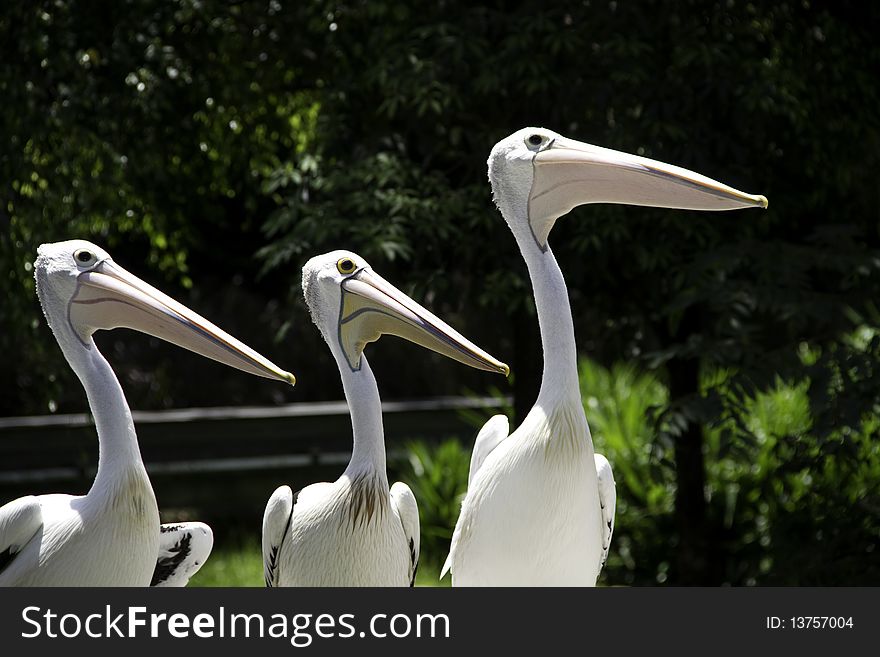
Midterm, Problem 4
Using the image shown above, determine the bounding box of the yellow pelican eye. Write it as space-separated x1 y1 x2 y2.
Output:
337 258 357 275
73 249 97 266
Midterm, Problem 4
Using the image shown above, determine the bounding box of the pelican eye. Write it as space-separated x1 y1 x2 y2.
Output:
74 249 97 266
527 134 543 147
337 258 357 275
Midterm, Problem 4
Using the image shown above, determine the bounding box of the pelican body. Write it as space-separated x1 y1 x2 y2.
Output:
444 128 768 586
263 251 508 586
0 240 295 586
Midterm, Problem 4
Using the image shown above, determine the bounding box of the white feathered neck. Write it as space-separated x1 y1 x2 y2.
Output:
325 337 389 484
35 268 147 492
490 165 582 409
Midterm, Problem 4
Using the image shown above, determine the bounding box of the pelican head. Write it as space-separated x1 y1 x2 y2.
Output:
302 250 509 375
34 239 296 384
488 127 769 250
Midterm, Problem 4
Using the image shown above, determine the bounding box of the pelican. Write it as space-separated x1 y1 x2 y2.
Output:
0 240 295 586
443 128 768 586
262 250 508 586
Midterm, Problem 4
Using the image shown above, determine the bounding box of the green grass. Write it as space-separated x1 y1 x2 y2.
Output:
189 535 264 587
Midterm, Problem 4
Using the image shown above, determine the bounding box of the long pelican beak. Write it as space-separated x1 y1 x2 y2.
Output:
337 268 509 376
529 137 769 248
68 260 296 385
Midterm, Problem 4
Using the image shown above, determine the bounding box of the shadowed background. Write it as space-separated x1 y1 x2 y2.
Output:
1 0 879 585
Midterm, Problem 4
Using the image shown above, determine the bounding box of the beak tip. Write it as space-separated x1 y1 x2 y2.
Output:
284 372 297 386
757 195 769 210
500 363 511 377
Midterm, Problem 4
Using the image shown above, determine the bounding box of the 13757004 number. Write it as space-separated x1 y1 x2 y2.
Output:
790 617 853 629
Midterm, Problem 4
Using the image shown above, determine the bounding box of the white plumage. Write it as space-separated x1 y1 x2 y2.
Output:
0 240 293 586
263 476 417 587
444 399 603 585
444 128 767 586
594 454 616 569
152 522 215 586
262 250 506 586
466 414 509 486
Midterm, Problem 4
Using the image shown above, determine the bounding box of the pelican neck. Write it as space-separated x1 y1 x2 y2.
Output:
511 222 582 407
327 339 390 481
51 324 148 491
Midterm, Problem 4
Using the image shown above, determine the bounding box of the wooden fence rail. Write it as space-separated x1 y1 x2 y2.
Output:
0 396 508 525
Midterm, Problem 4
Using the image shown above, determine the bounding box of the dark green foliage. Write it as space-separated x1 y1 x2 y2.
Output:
1 1 320 413
1 1 878 583
582 358 880 586
396 439 472 574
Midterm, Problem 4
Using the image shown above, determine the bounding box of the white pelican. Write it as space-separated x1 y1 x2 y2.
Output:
0 240 295 586
443 128 768 586
262 250 508 586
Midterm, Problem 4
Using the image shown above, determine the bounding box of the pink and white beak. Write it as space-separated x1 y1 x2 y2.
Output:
529 136 768 248
68 259 296 385
337 267 509 376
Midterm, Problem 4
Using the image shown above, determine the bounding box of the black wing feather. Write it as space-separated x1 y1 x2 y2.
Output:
151 533 192 586
0 546 17 576
409 537 418 587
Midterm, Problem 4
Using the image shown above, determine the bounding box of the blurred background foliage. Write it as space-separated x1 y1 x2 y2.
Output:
2 0 879 584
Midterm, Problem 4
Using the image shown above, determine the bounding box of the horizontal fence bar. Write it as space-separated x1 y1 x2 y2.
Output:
0 449 412 485
0 396 509 430
0 397 510 519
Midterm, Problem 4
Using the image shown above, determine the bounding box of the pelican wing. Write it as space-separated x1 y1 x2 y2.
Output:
150 522 214 587
594 454 617 572
467 414 510 485
440 415 510 581
0 496 42 578
390 482 420 587
440 414 510 582
262 485 299 587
